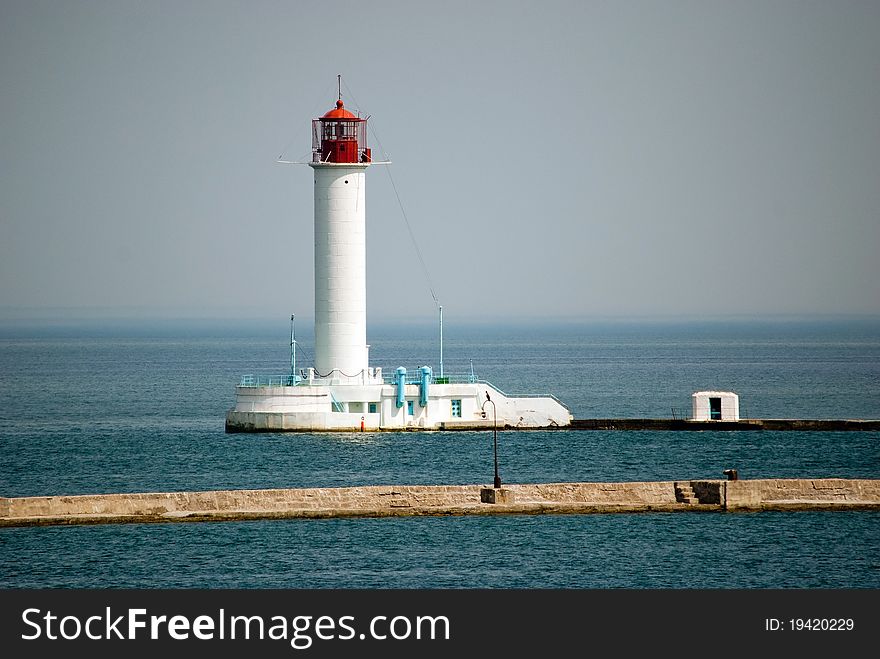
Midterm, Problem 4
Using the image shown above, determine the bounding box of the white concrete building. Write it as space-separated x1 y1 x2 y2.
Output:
227 372 571 432
691 391 740 421
226 90 571 432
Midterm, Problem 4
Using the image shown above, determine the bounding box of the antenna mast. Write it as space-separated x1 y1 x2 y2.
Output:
290 314 297 383
439 305 444 379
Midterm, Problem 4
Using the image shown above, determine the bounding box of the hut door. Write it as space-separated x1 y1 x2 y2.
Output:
709 397 722 420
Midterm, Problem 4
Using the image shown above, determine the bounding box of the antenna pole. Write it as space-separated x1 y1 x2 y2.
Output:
337 74 341 101
290 314 297 382
439 305 444 379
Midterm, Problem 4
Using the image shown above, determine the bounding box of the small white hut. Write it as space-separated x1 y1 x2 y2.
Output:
691 391 740 421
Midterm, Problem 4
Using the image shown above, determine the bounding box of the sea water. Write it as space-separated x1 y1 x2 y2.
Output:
1 318 878 588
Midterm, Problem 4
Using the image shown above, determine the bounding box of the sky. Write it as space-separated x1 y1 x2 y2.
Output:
1 0 879 324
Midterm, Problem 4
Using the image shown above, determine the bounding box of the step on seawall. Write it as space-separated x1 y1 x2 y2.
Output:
2 479 878 528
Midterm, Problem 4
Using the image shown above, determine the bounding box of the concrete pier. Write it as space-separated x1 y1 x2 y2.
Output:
226 418 879 432
2 479 878 528
569 419 880 431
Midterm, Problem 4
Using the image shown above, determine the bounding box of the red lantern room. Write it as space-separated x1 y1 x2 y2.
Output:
312 99 371 164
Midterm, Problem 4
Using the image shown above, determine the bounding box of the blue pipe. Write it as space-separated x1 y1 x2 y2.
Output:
396 367 406 408
419 365 432 407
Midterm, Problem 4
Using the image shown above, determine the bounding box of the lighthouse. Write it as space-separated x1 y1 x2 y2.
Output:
310 96 374 382
225 82 572 432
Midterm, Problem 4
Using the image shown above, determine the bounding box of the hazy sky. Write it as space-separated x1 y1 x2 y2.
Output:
2 0 878 322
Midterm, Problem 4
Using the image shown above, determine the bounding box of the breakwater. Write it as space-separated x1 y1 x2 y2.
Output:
2 479 877 528
569 418 880 431
226 417 880 432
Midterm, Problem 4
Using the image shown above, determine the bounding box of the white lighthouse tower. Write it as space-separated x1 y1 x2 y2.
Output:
310 96 374 382
226 83 572 432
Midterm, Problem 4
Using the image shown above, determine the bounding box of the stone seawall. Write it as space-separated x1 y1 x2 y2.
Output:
570 419 880 431
724 478 880 510
2 479 877 528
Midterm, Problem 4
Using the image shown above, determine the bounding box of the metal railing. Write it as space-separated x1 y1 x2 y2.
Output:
236 372 569 411
239 374 300 387
479 384 571 410
238 372 481 388
380 372 478 386
238 368 380 388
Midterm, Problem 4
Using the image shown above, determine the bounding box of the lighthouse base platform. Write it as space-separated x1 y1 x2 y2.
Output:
225 378 571 433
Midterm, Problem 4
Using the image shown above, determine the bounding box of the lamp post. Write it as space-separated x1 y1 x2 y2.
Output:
482 392 501 488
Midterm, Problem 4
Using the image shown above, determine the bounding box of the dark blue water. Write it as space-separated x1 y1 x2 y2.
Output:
1 319 879 587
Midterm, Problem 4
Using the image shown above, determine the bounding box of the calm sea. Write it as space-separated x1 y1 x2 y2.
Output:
1 318 878 588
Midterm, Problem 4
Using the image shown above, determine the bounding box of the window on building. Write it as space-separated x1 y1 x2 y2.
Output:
451 399 462 417
407 400 414 416
368 402 377 414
